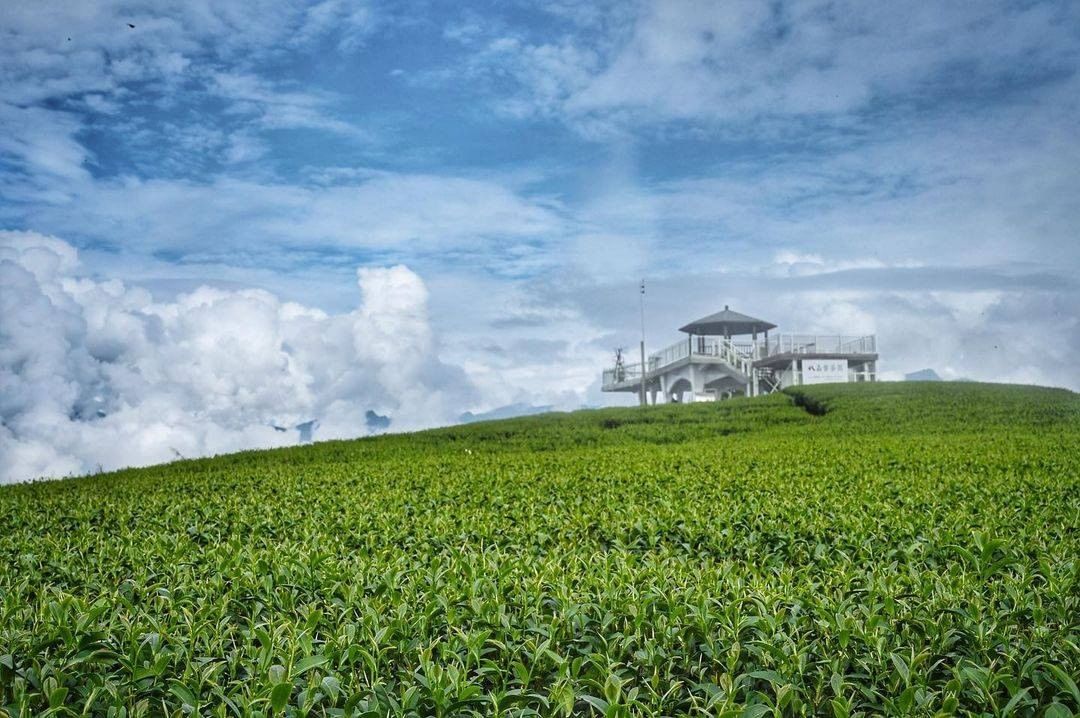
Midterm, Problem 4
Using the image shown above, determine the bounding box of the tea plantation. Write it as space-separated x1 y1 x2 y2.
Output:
2 383 1078 717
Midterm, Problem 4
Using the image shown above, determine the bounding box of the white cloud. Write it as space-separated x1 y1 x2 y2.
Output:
210 71 363 136
770 251 898 277
474 0 1080 127
476 38 601 119
0 104 93 184
769 288 1080 388
554 82 1080 278
0 230 475 484
0 0 374 191
16 173 568 264
292 0 376 51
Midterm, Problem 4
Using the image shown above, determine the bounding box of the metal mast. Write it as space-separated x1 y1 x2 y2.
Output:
639 279 646 407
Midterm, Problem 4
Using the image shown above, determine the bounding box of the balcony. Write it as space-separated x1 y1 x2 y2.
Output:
602 334 877 392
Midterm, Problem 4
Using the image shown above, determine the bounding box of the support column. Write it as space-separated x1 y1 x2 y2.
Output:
690 365 705 400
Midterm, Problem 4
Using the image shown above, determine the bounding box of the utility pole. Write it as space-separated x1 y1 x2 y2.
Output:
639 279 647 407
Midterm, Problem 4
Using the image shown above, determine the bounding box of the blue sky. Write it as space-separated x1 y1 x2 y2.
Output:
1 0 1079 480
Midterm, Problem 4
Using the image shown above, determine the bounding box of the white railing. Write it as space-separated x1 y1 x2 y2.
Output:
763 334 875 357
648 337 753 375
651 340 689 370
603 336 757 388
689 337 753 376
602 363 643 388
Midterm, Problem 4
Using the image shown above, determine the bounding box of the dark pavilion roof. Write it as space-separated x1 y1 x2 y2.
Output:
679 306 777 336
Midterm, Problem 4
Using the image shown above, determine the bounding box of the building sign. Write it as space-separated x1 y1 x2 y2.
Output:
802 359 848 384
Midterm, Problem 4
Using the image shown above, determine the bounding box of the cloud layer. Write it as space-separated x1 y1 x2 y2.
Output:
0 231 473 483
461 0 1080 129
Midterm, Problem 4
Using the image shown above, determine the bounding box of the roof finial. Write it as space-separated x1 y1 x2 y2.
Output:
724 304 729 310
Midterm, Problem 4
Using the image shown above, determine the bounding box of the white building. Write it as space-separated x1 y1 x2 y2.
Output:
602 306 878 403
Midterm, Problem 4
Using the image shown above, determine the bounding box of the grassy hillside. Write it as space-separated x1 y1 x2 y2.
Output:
2 383 1078 716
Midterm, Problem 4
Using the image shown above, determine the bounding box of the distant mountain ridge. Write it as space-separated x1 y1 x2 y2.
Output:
459 402 554 423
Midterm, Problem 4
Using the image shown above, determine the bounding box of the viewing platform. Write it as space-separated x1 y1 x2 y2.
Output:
602 307 878 403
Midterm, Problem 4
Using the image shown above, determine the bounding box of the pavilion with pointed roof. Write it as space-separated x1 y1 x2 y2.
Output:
679 305 776 339
602 305 878 404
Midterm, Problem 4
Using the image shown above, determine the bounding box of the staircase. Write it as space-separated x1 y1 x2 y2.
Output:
714 338 780 396
711 336 754 378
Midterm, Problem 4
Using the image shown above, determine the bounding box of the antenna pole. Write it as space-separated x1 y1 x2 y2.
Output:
639 279 646 407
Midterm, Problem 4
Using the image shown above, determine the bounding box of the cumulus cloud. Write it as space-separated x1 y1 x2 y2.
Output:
0 231 475 484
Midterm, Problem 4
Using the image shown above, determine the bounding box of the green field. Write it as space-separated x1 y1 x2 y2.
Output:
2 383 1079 717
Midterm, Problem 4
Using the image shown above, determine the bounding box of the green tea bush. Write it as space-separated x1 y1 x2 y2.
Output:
1 383 1078 716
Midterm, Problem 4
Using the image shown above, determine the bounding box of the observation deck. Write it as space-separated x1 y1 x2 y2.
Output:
602 305 878 403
